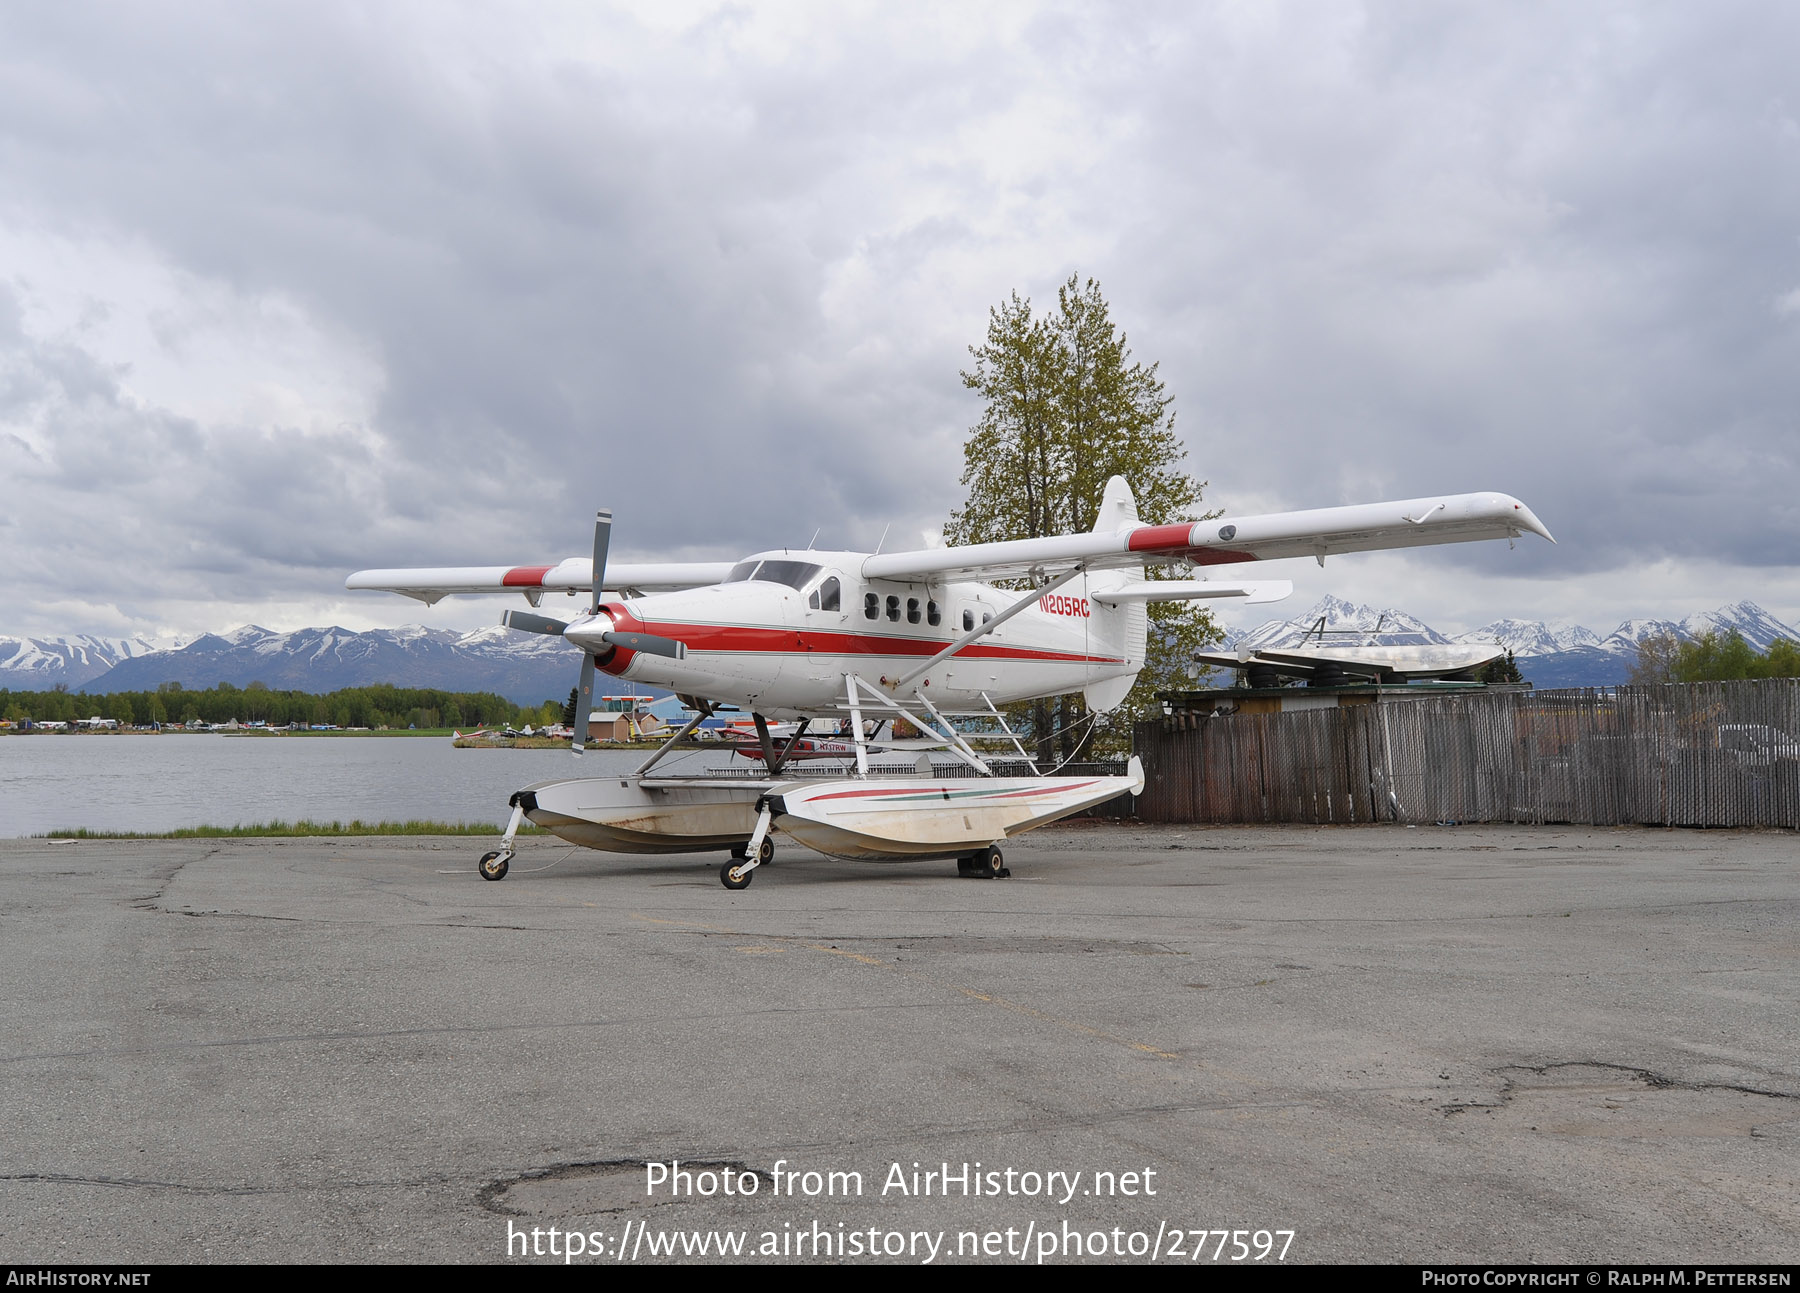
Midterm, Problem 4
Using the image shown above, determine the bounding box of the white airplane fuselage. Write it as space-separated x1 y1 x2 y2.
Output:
560 550 1143 719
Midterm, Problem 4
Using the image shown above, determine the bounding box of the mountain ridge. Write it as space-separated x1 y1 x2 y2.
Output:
2 624 586 705
6 598 1796 697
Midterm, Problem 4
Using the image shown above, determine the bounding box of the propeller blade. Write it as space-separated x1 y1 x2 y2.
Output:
502 609 571 636
601 631 687 660
571 652 595 756
590 509 612 614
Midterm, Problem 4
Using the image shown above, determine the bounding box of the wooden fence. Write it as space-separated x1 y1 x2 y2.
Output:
1133 680 1800 828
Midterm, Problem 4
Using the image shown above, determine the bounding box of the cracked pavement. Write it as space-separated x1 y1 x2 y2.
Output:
1 824 1796 1262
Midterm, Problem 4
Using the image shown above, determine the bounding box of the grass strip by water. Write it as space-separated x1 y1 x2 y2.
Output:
37 819 536 839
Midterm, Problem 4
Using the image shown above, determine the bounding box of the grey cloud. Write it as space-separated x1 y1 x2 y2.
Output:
2 3 1798 640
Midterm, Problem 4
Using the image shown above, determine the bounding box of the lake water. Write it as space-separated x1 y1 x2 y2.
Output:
0 735 738 837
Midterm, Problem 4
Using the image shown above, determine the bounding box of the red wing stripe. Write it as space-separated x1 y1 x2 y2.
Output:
1127 523 1197 552
1125 526 1255 565
502 565 554 587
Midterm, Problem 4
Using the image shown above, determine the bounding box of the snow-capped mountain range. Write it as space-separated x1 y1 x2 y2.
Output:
0 634 181 689
4 597 1795 698
0 625 587 705
1226 596 1800 687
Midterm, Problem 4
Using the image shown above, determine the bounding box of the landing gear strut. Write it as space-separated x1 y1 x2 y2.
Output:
720 799 777 889
731 837 776 866
479 798 528 881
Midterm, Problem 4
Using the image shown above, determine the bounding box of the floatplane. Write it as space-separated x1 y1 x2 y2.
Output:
347 478 1551 888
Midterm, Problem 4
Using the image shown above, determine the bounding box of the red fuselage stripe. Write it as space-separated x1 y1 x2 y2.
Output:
611 618 1126 665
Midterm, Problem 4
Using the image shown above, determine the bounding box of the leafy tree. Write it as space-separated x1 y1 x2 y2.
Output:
1762 638 1800 678
947 275 1219 759
1631 629 1800 683
1628 632 1681 685
1478 650 1524 685
1676 630 1760 681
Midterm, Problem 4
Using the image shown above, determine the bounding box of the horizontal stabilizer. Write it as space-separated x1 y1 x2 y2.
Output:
1092 580 1292 606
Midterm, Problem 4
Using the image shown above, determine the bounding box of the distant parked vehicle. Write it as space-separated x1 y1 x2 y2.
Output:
1714 724 1800 768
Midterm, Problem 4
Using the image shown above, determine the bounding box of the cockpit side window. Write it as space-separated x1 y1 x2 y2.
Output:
754 560 823 591
816 576 840 612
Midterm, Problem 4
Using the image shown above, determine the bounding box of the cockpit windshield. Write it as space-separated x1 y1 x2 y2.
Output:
722 559 823 591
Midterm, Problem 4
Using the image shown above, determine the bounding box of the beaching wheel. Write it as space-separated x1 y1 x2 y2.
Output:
720 860 753 890
978 845 1007 879
731 838 775 866
479 850 510 881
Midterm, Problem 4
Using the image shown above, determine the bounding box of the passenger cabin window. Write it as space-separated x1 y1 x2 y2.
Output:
906 597 921 624
885 595 900 622
864 592 879 620
808 577 841 612
982 611 993 625
962 609 974 632
927 600 941 626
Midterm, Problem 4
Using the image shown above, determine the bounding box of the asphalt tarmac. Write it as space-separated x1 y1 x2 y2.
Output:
2 823 1796 1265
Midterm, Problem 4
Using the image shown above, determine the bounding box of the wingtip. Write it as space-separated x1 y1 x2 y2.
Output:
1500 496 1555 545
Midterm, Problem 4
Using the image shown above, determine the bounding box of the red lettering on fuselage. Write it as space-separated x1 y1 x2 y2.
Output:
1037 594 1089 619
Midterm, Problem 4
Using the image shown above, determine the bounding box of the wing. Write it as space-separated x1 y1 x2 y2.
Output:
344 558 736 604
861 491 1553 585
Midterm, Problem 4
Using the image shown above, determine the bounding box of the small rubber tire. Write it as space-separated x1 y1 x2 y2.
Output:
977 845 1005 879
720 860 753 890
478 850 509 882
756 836 775 866
956 855 978 877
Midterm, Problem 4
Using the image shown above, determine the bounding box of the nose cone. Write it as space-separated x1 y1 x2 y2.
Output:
562 613 611 653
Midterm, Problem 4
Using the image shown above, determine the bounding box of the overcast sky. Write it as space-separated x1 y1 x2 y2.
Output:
4 2 1798 645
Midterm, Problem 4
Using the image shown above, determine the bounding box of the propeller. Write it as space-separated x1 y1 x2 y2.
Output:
500 509 687 755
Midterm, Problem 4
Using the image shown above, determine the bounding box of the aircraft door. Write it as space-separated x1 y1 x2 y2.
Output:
806 574 845 621
796 572 847 690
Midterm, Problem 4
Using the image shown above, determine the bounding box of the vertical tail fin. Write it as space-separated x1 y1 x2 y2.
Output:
1084 477 1147 712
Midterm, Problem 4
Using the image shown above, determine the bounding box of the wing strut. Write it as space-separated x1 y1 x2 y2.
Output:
889 564 1085 692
